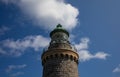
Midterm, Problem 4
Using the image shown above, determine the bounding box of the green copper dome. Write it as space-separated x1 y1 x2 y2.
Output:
50 24 69 37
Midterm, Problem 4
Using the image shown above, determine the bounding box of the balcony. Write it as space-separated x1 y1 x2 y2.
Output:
43 43 77 53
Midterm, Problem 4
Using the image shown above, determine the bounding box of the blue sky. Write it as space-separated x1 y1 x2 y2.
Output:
0 0 120 77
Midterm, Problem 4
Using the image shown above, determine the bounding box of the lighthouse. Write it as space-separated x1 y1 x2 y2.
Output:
41 24 79 77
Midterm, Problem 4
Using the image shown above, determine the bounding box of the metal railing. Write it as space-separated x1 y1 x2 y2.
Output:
43 44 77 53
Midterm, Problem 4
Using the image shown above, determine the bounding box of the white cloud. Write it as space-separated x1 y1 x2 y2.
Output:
1 0 79 30
78 50 92 61
0 35 109 61
78 50 109 62
6 64 26 77
113 64 120 73
10 72 24 77
0 48 7 55
0 35 49 57
0 26 10 35
75 38 109 62
6 64 27 73
75 38 89 50
94 52 109 59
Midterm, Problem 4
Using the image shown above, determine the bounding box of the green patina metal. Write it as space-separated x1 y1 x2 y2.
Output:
50 24 69 37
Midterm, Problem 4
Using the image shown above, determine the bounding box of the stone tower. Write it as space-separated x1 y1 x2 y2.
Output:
41 24 79 77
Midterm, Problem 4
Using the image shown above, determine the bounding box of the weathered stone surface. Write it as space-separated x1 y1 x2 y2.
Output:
42 57 79 77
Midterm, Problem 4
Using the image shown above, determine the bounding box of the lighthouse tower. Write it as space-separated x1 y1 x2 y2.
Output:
41 24 79 77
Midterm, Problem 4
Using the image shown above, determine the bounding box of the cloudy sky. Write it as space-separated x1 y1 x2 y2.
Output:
0 0 120 77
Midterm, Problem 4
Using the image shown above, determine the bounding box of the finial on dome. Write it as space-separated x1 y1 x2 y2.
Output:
50 24 69 37
57 24 62 28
